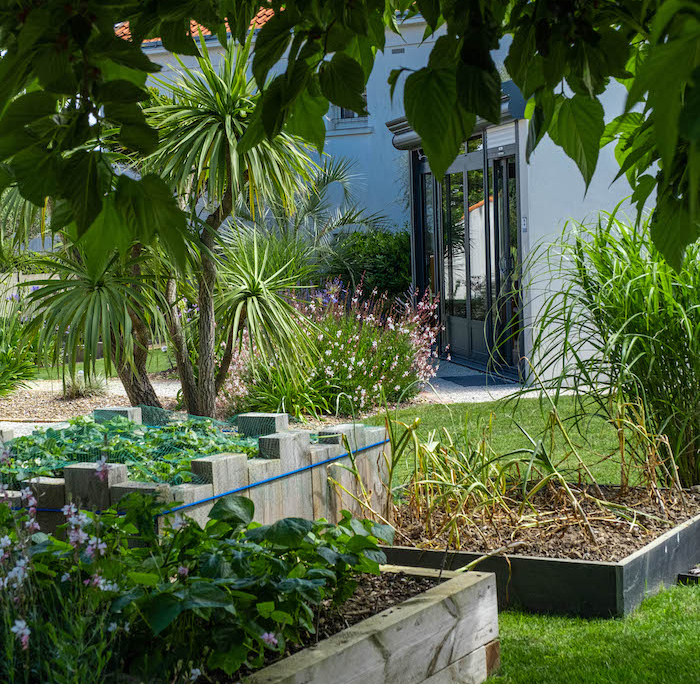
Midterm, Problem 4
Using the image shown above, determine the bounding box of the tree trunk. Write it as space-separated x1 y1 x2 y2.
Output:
215 325 236 395
116 357 162 408
165 278 199 415
116 245 162 408
196 180 234 418
197 226 219 418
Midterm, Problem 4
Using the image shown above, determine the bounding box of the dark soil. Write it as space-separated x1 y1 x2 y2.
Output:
395 485 700 562
230 572 439 680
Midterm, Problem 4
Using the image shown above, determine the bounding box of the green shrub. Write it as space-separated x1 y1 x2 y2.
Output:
4 416 258 488
528 210 700 487
322 229 412 299
0 294 36 396
0 493 392 683
220 282 440 418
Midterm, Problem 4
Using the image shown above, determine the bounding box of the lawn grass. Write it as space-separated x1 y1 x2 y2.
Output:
488 583 700 684
33 348 174 381
365 395 623 484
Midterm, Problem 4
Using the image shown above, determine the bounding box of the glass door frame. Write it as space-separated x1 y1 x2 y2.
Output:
410 127 524 376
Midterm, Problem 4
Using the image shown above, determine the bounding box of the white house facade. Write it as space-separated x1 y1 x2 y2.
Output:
137 14 642 378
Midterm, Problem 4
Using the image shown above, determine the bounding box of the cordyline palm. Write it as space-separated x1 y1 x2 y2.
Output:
145 33 315 417
231 157 388 249
23 246 166 406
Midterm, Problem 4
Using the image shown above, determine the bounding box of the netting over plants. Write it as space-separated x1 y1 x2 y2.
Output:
1 407 260 489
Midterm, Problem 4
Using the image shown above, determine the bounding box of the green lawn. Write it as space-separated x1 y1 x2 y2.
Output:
489 584 700 684
33 348 174 381
366 395 623 484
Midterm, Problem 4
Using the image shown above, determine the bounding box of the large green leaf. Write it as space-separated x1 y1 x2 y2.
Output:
252 14 292 86
207 644 248 676
245 517 314 548
549 95 605 188
96 80 150 104
456 61 502 124
159 19 200 57
286 88 329 152
208 494 255 526
651 193 699 270
145 592 183 635
60 151 103 236
12 147 59 204
404 60 475 179
0 91 57 135
319 54 367 115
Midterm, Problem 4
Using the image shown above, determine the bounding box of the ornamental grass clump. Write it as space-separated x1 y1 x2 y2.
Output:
524 210 700 487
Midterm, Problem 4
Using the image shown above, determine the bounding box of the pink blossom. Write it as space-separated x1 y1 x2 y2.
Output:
178 565 189 577
261 632 278 647
95 455 110 482
11 619 30 650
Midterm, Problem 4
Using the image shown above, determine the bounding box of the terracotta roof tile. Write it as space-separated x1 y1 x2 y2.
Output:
115 6 274 46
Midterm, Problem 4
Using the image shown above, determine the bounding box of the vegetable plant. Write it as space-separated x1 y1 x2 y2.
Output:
0 491 393 683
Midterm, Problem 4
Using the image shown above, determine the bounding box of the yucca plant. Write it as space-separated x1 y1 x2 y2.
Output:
23 248 165 406
144 32 316 417
521 209 700 487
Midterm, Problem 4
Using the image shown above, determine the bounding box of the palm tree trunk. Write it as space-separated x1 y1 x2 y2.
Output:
116 245 162 408
197 182 234 417
215 325 237 395
165 278 199 415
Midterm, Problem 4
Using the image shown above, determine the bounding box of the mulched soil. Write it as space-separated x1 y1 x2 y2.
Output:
230 572 439 680
395 485 700 562
0 390 178 422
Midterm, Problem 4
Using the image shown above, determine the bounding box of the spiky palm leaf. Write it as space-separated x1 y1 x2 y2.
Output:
23 249 165 379
145 32 314 215
215 232 317 380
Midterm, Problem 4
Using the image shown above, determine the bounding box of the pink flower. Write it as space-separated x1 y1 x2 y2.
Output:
95 456 110 482
261 632 278 647
178 565 189 577
11 619 30 650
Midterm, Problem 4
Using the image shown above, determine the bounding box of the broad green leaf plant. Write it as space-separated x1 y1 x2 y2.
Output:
0 2 697 264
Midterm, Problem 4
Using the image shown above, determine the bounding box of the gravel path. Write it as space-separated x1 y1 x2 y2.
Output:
0 362 526 439
417 361 522 404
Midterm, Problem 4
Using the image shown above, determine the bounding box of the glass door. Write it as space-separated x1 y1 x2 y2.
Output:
439 141 491 361
491 156 521 369
414 140 521 371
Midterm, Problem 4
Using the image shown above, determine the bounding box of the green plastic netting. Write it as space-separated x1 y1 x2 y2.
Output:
1 406 260 490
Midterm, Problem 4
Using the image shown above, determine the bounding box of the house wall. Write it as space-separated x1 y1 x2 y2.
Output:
142 20 508 229
142 20 651 375
518 82 642 370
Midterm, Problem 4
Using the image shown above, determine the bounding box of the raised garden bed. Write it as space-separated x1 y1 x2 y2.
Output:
245 567 499 684
384 506 700 618
5 412 392 531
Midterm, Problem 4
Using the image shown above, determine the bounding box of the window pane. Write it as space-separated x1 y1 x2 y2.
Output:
442 173 466 317
467 167 488 321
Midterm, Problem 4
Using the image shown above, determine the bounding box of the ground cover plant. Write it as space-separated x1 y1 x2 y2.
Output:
0 492 394 684
2 416 258 488
489 584 700 684
220 281 441 419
